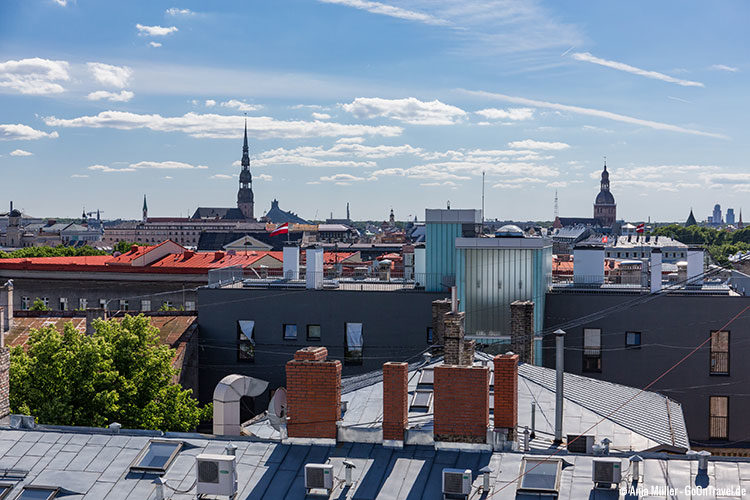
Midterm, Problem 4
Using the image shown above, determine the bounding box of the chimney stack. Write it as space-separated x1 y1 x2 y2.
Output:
285 347 341 441
305 248 324 290
382 362 408 446
510 301 534 364
431 299 452 346
650 249 662 293
0 345 8 420
443 311 474 366
434 364 489 444
283 246 299 280
686 247 704 285
493 354 519 443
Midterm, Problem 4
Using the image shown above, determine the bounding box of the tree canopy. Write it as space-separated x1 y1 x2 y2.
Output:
10 315 211 432
113 240 151 254
0 245 107 259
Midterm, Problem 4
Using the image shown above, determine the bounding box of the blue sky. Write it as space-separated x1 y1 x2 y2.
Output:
1 0 748 222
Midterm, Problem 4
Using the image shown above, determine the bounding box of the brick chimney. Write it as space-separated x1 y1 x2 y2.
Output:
493 354 519 442
434 364 490 443
431 298 452 345
443 312 474 366
286 347 341 440
510 301 534 364
382 362 408 445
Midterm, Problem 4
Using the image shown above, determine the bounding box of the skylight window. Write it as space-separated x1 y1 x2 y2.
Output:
417 368 434 386
130 440 183 474
517 457 562 493
409 390 433 411
0 484 11 500
15 487 60 500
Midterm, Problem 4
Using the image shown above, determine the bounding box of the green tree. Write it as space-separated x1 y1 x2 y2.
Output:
113 240 151 254
10 315 211 431
0 245 107 259
29 298 50 311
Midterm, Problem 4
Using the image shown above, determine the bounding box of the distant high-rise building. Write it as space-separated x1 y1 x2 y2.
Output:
593 161 616 226
713 204 722 225
727 208 735 226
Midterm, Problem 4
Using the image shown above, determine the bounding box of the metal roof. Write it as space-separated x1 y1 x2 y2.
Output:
0 426 747 499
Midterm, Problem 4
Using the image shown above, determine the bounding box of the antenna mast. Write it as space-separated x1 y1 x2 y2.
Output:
481 171 486 233
554 190 559 219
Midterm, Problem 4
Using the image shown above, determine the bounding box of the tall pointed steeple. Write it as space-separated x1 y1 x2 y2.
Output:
237 118 255 220
142 195 148 223
685 208 697 227
739 209 744 229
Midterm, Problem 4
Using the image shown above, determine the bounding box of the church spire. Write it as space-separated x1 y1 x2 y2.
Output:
237 120 254 220
142 194 148 223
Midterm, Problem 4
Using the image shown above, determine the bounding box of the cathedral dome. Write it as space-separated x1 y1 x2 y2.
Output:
595 190 615 205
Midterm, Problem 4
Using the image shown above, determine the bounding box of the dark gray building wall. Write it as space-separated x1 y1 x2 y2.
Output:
2 277 197 312
196 287 445 406
543 291 750 445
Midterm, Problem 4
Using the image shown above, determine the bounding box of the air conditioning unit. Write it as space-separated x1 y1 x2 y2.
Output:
567 434 595 454
196 454 237 497
442 468 472 499
305 463 334 494
592 458 621 489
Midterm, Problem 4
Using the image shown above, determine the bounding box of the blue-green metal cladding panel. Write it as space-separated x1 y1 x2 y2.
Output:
425 222 462 292
456 243 552 366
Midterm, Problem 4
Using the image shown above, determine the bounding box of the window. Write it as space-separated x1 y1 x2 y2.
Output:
517 457 562 493
625 331 641 348
238 320 255 361
99 299 107 309
59 298 68 311
78 298 87 310
0 484 11 500
21 297 30 310
15 487 60 500
130 439 182 474
582 328 601 372
141 300 151 311
162 301 173 310
283 324 297 340
41 297 49 308
710 330 729 375
709 396 729 440
426 327 434 344
307 324 321 341
345 322 363 364
185 300 195 311
119 300 129 311
409 390 432 411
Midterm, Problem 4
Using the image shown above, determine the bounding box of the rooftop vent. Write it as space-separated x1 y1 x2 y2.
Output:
304 463 334 495
442 468 472 498
567 434 594 454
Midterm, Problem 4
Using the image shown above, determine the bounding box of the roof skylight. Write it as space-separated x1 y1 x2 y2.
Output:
129 440 183 474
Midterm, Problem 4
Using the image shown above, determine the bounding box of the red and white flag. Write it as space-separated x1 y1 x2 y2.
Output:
636 223 645 234
270 223 289 237
602 235 608 243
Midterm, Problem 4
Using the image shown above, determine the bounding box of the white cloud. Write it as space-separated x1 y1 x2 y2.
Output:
163 176 173 180
149 42 162 48
582 125 614 133
312 112 331 120
475 107 534 120
318 0 448 25
211 174 234 179
342 97 466 125
571 52 704 87
86 62 133 88
420 181 457 187
256 174 273 181
0 124 59 141
666 96 692 104
87 90 134 102
53 0 67 6
710 64 738 72
71 174 89 178
508 139 569 150
88 164 135 173
336 137 364 144
319 173 375 183
0 57 70 95
166 8 194 16
462 89 727 139
220 99 262 112
10 149 33 156
43 111 403 139
136 24 178 36
205 99 216 107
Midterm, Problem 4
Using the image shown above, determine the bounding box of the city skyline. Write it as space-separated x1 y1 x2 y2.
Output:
1 0 748 221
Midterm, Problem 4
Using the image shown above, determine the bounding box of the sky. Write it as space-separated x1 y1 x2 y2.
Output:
0 0 748 222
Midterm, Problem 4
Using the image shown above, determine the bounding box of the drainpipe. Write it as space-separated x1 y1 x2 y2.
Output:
554 329 566 445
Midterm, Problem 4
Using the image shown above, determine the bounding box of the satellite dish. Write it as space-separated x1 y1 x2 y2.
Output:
267 388 287 433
